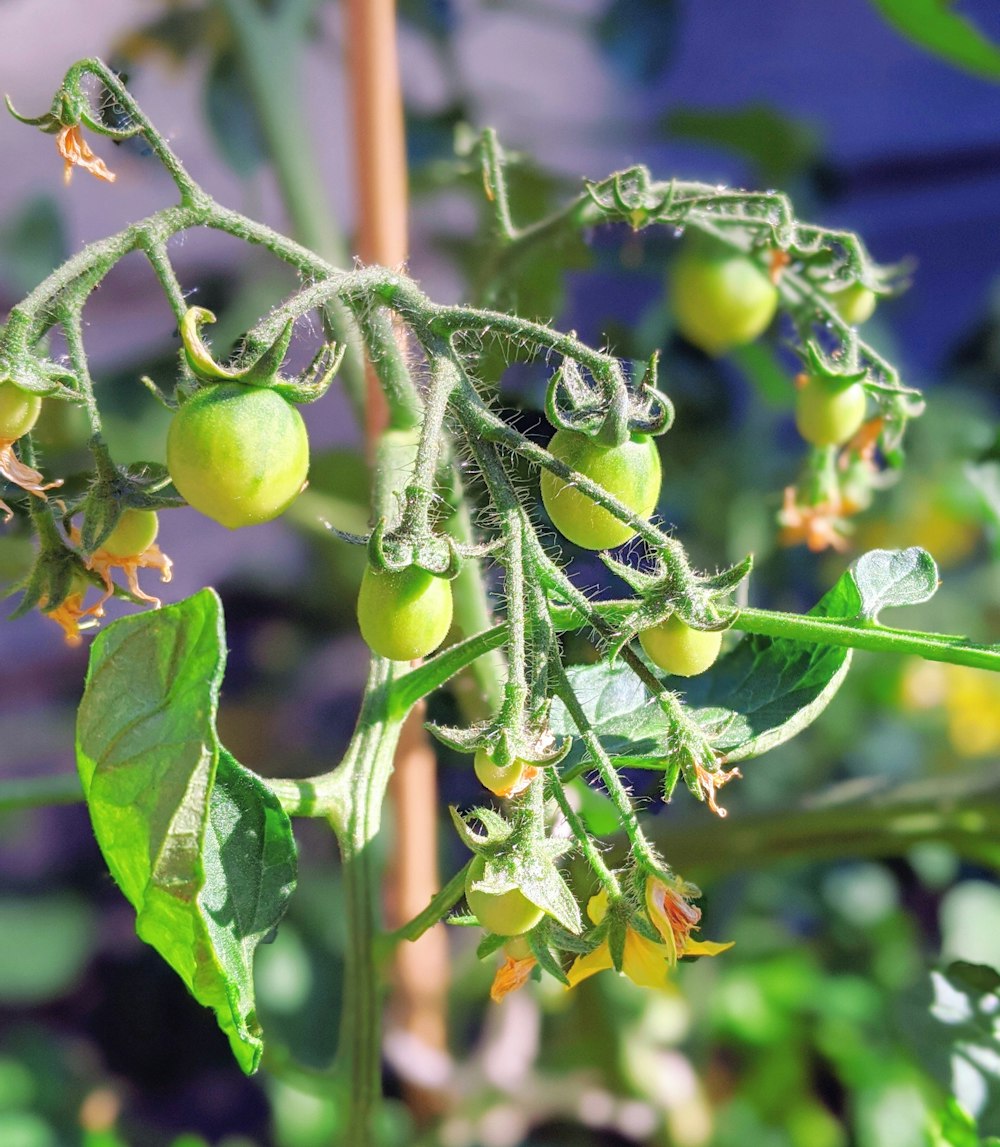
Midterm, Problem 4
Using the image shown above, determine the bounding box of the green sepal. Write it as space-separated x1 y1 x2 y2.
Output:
73 461 183 556
179 308 242 381
528 921 571 986
475 931 508 960
449 804 514 851
802 341 868 389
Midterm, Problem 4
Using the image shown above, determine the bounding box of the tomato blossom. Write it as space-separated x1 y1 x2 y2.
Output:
56 124 116 185
0 442 62 522
566 877 732 991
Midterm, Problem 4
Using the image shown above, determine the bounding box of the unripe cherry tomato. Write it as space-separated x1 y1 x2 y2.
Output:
356 564 453 661
502 934 534 960
827 283 876 326
794 376 867 447
669 236 778 356
99 509 159 558
474 749 529 797
166 383 309 529
540 429 661 550
0 382 41 442
465 854 544 936
639 614 722 677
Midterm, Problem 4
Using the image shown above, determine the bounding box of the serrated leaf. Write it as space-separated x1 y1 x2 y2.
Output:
851 546 939 619
75 589 296 1074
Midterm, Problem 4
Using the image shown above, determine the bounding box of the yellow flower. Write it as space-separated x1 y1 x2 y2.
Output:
566 877 733 991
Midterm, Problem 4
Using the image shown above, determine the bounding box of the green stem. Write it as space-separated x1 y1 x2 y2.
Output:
326 657 406 1145
735 606 1000 671
551 663 661 872
213 0 366 415
383 861 470 947
0 774 84 811
546 770 620 896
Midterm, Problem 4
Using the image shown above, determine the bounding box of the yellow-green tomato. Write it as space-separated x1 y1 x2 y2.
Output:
639 614 722 677
827 283 877 326
0 381 41 442
794 376 867 447
474 749 529 797
540 429 661 550
100 509 159 557
465 854 544 936
357 564 453 661
503 934 534 960
669 236 778 356
166 383 309 529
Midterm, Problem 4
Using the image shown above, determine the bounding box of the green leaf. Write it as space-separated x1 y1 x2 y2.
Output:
869 0 1000 82
0 197 67 296
75 589 297 1073
850 546 939 620
663 104 821 184
899 961 1000 1134
204 51 267 178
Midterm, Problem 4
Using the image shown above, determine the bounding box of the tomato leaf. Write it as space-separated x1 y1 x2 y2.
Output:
868 0 1000 82
850 545 939 620
75 589 296 1074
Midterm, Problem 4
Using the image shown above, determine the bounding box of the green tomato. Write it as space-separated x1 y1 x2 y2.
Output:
827 282 876 326
166 383 309 529
474 749 529 797
357 564 453 661
465 854 544 937
669 235 778 356
503 934 534 960
100 509 159 557
540 429 661 550
0 381 41 442
638 614 722 677
794 376 867 447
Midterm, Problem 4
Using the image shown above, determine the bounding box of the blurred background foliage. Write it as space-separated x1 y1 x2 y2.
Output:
1 1 1000 1145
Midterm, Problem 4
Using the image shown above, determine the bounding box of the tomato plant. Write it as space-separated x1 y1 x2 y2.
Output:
668 233 779 355
540 428 661 549
356 564 453 661
638 614 723 677
166 383 309 529
795 375 868 447
2 53 996 1147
